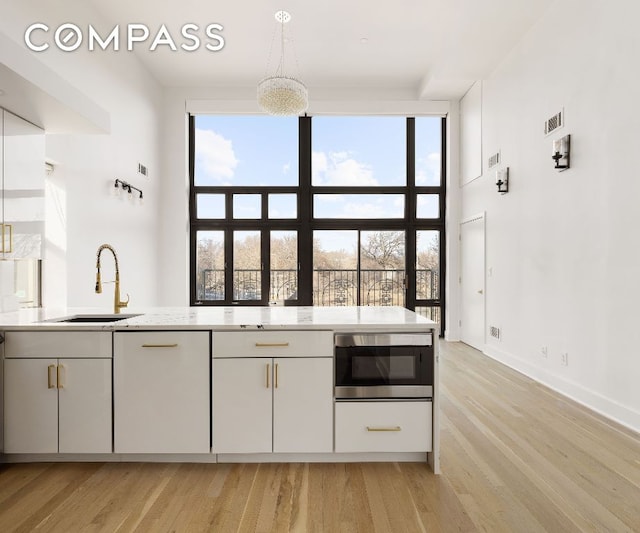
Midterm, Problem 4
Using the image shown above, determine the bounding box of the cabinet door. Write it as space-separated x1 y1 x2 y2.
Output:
213 358 272 453
273 357 333 453
114 332 210 453
2 110 45 259
4 358 58 453
58 359 112 454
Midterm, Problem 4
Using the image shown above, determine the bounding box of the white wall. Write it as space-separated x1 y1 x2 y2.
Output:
460 0 640 431
0 0 163 309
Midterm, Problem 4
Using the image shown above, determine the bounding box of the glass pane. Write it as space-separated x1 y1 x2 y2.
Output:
417 194 439 219
360 231 405 307
196 194 225 219
415 306 441 326
270 231 298 304
14 259 41 308
313 230 357 306
314 194 404 219
233 194 261 219
194 115 298 186
312 116 406 186
233 231 261 300
415 117 442 186
416 230 440 300
268 194 297 219
196 231 225 301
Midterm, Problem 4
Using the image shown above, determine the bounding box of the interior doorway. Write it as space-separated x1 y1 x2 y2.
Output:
460 213 485 350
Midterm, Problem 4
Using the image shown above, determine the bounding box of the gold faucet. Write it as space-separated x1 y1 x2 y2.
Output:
95 244 129 314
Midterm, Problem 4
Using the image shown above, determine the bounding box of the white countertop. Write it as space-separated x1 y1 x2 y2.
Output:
0 306 437 332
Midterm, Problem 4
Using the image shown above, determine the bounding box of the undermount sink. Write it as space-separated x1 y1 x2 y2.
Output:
44 313 143 323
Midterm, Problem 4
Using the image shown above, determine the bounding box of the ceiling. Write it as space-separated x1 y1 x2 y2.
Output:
88 0 556 100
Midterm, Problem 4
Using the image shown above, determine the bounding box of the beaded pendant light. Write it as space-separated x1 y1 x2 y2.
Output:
257 10 308 116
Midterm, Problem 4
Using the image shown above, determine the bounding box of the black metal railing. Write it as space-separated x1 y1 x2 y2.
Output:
200 268 438 305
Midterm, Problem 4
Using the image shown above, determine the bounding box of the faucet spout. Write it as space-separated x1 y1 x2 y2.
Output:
95 244 129 314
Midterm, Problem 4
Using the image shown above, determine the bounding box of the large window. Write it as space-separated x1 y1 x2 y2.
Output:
190 115 446 331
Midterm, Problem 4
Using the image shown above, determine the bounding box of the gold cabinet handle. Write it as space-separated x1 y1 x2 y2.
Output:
266 363 270 388
366 426 402 432
48 364 56 389
1 224 13 253
57 364 65 389
255 342 289 347
141 343 179 348
275 363 279 389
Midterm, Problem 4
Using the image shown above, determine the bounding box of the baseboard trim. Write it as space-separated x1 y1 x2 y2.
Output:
1 451 429 465
483 345 640 434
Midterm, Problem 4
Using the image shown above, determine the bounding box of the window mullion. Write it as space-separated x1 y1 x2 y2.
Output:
298 115 313 306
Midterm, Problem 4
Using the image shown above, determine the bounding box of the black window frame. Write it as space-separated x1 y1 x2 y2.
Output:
189 115 446 333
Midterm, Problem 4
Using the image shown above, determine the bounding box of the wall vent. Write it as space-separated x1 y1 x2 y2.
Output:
544 110 564 136
138 163 148 177
488 151 500 170
489 326 501 340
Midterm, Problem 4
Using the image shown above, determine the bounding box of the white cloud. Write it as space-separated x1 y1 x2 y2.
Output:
312 151 377 186
282 162 291 174
195 128 238 184
416 152 441 185
319 196 403 219
313 151 328 176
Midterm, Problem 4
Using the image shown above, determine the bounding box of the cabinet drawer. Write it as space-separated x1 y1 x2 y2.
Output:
114 331 209 357
4 331 112 358
335 401 432 453
213 330 333 358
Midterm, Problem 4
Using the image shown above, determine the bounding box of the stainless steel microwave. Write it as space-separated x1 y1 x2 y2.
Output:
334 333 433 400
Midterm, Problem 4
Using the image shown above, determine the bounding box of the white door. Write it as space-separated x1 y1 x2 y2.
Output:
58 359 112 454
213 358 273 454
273 357 333 453
114 332 210 453
460 214 485 350
4 358 58 453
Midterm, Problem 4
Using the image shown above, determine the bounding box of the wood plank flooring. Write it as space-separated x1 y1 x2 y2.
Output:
1 341 638 532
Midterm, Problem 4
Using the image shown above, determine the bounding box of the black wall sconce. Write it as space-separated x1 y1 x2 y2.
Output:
114 178 144 204
496 167 509 194
552 134 570 171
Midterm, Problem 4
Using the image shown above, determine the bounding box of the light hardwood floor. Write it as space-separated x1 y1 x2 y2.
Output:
1 341 638 532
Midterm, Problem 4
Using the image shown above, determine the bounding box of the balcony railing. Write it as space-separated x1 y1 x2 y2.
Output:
199 268 438 305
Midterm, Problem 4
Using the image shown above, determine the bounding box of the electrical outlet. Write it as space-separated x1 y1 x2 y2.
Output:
561 352 568 366
541 346 548 358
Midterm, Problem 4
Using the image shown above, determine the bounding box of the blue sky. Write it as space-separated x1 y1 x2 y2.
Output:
194 115 442 219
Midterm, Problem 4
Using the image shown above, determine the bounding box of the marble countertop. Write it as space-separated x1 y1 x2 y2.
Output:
0 306 437 332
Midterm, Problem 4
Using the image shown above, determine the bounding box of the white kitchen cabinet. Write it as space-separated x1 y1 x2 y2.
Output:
114 331 210 454
212 358 273 454
58 358 112 453
334 401 432 453
3 351 112 454
273 357 333 453
212 356 333 454
4 358 58 453
1 109 45 259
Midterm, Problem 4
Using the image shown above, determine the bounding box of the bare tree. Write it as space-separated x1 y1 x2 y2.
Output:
271 234 297 269
233 234 261 269
361 231 404 269
417 233 439 271
197 238 224 271
313 237 357 269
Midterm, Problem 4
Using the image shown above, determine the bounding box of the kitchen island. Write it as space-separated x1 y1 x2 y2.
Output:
0 306 439 473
